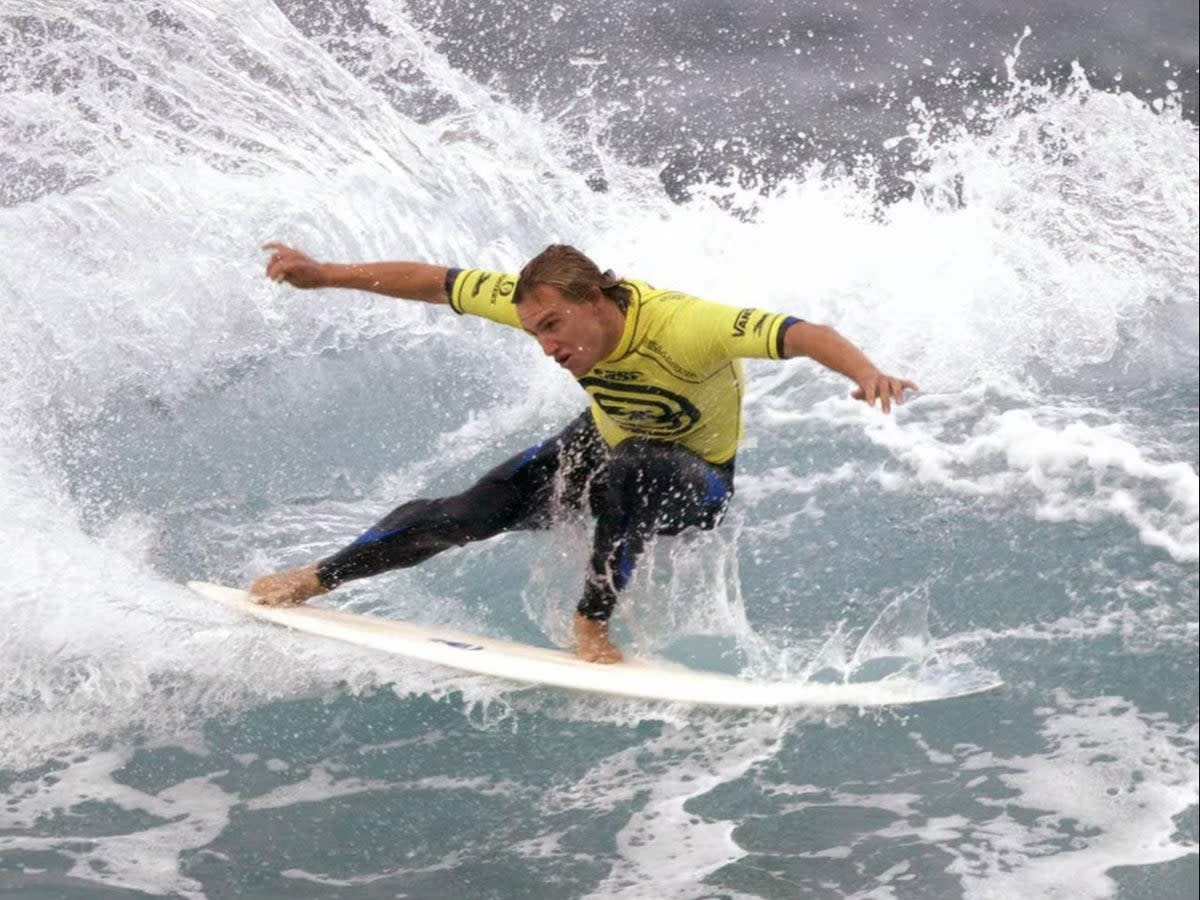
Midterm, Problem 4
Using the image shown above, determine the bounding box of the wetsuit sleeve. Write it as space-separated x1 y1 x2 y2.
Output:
673 296 800 363
447 268 523 330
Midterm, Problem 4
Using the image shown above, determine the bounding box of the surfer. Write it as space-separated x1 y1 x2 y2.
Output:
249 242 916 663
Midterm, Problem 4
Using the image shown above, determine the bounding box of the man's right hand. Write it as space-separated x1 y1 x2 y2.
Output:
260 243 450 303
263 242 328 289
249 564 328 607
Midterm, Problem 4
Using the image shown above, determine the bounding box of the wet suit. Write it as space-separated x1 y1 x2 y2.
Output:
316 268 799 622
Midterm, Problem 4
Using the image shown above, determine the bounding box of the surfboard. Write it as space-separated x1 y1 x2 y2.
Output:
188 581 1003 708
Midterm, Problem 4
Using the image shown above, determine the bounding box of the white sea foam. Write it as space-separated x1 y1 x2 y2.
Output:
0 3 1196 895
864 399 1199 562
946 692 1199 898
749 392 1199 564
534 715 787 899
0 747 234 899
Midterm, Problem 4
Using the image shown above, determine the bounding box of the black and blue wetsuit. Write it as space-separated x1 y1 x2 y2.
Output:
316 411 733 622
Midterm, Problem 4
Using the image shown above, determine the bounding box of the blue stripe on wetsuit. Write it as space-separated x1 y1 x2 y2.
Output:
704 469 732 508
353 523 411 546
616 545 636 588
517 441 546 468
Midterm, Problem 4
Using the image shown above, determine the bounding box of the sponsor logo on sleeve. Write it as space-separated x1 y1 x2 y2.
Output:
732 308 753 337
495 277 515 305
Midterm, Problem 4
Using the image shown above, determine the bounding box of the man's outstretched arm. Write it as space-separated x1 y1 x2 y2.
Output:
263 242 450 304
249 242 453 608
782 321 917 413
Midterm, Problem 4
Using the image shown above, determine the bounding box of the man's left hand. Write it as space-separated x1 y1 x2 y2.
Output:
852 371 918 413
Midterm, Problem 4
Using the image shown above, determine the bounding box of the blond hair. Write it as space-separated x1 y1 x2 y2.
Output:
515 244 630 312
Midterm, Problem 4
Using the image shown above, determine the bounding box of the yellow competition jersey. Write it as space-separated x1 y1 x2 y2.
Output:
449 269 794 465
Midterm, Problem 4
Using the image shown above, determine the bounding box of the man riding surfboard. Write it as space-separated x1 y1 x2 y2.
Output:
249 242 916 663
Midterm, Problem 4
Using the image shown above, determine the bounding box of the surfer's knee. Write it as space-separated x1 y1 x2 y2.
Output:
606 439 731 531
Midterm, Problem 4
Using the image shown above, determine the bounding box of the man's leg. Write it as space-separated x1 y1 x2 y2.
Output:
574 439 734 661
250 413 605 605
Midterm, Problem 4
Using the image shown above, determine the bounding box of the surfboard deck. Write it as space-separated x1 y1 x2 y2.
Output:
188 581 1003 708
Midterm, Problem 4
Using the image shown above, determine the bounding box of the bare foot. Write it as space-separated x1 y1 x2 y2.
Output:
573 613 623 664
249 564 327 607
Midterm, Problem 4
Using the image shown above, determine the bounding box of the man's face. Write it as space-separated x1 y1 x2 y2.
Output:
516 283 621 378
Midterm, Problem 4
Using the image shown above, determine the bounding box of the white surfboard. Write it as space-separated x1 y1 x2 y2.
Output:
188 581 1002 708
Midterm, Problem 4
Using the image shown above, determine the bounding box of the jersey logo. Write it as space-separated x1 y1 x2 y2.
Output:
732 308 753 337
591 368 642 382
578 377 701 438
